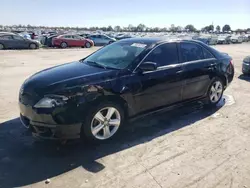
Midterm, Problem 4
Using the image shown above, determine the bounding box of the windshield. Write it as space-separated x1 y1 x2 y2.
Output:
83 41 148 69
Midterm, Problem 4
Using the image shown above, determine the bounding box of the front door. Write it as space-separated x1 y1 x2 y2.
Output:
179 42 217 100
12 35 29 49
130 43 184 113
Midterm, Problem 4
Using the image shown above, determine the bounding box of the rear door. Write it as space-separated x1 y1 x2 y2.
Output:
0 35 15 48
180 42 217 100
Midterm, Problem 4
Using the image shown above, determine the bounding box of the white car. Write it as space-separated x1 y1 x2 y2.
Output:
231 35 243 43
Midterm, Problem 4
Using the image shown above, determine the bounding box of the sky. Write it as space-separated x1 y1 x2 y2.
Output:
0 0 250 30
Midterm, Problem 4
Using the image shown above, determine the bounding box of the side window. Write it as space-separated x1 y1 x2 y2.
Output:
101 35 108 39
0 35 13 40
203 48 214 59
12 35 24 40
180 43 204 62
73 35 81 39
144 43 178 67
63 35 72 39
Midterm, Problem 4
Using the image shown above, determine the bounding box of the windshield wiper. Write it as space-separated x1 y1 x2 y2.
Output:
84 61 121 70
85 61 107 69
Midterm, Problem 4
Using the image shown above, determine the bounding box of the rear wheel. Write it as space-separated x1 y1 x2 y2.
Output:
60 42 68 48
0 43 4 50
85 42 91 48
81 102 124 142
205 78 224 106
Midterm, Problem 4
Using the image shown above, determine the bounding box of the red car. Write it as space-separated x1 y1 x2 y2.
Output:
52 34 94 48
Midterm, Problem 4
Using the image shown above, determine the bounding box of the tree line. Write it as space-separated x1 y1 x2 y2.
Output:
1 24 250 33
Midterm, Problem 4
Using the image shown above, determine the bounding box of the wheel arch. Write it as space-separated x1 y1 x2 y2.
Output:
30 42 38 49
0 43 5 49
217 74 227 89
88 95 129 119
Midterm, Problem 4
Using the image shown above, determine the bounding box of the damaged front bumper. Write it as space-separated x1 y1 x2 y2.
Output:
19 102 82 140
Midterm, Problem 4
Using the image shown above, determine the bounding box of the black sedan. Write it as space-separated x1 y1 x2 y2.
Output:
19 38 234 142
0 33 40 50
242 56 250 75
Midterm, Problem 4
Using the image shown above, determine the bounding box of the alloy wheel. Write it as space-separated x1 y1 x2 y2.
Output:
91 107 121 140
209 81 223 103
61 42 67 48
30 44 36 49
0 44 4 50
85 42 91 48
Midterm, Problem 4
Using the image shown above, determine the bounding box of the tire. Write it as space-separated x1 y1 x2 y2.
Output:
85 42 91 48
0 43 4 50
60 42 68 48
205 77 224 107
29 43 37 49
81 101 125 143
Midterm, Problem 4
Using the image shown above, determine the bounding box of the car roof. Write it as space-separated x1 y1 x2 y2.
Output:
117 37 207 46
0 32 16 36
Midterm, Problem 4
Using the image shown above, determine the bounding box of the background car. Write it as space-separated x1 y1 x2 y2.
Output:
44 34 59 47
52 34 94 48
230 35 243 43
86 34 116 46
242 35 249 42
242 56 250 75
0 32 40 50
217 36 231 44
19 38 234 142
195 36 218 45
115 34 134 40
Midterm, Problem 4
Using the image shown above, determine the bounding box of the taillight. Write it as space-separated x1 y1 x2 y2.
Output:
227 60 234 74
230 60 234 66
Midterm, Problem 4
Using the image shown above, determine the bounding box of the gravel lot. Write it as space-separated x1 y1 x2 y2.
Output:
0 44 250 188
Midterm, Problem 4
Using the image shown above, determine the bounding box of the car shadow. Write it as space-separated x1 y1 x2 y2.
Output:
0 99 225 188
238 74 250 81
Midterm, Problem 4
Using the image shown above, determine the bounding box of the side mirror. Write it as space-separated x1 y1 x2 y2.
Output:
138 62 157 72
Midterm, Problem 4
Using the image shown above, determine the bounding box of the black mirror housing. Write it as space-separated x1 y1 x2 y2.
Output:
138 62 157 72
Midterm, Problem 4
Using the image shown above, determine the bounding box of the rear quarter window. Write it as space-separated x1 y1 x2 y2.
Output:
203 48 215 59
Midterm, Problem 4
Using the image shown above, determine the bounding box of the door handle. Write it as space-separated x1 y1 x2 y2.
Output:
176 70 183 74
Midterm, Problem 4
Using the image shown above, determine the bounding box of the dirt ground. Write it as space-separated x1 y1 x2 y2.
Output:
0 43 250 188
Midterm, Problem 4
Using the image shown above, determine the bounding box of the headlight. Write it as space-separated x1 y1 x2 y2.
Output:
243 62 250 66
34 96 68 108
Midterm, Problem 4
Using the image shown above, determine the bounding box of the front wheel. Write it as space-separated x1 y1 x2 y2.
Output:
81 102 124 142
29 43 37 49
205 78 224 106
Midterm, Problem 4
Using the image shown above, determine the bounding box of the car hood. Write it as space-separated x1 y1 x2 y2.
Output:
22 61 118 94
25 38 40 43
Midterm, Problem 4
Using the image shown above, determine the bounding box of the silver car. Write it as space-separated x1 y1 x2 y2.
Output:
230 35 243 43
87 34 116 46
0 32 40 50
